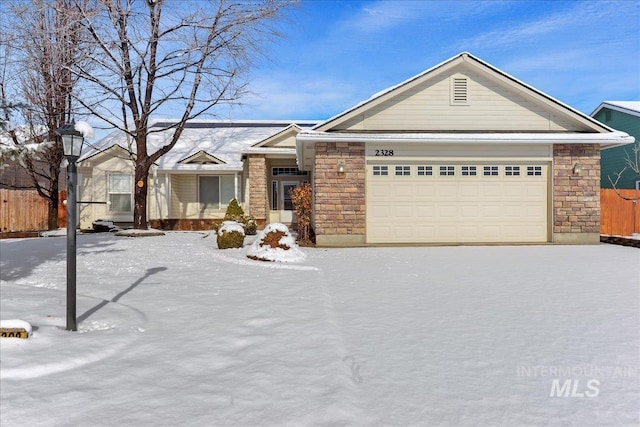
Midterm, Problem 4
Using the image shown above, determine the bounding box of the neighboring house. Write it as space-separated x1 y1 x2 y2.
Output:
79 52 634 245
76 121 316 230
591 101 640 189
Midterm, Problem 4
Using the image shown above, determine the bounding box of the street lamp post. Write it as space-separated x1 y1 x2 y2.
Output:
56 121 85 331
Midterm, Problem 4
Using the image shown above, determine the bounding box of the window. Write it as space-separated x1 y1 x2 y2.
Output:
527 166 542 176
108 174 132 212
395 165 411 176
417 166 433 176
373 165 389 176
451 75 469 104
461 166 477 176
272 167 308 176
271 181 278 210
439 165 455 176
199 175 235 209
483 166 499 176
505 166 521 176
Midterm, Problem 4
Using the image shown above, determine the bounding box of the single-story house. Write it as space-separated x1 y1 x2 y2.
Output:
591 101 640 189
78 52 635 245
77 120 317 230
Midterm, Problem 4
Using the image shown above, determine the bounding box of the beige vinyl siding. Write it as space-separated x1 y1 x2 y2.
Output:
262 132 298 148
170 174 237 219
171 175 198 219
337 65 590 132
78 149 134 228
149 173 169 220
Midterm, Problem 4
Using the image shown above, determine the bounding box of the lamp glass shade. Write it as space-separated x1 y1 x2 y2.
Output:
57 122 84 158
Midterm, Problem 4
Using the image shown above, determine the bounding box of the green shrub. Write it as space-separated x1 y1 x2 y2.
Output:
223 199 257 235
216 221 245 249
224 198 245 222
242 215 258 235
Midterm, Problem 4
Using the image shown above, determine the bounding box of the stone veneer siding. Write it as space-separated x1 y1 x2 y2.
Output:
314 142 366 245
247 154 268 225
553 144 600 243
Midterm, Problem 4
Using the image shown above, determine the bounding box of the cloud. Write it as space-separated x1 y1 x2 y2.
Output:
226 74 362 120
455 1 630 51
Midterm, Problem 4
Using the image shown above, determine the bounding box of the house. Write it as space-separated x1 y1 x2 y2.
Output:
591 101 640 189
77 120 316 230
296 52 633 246
78 52 634 245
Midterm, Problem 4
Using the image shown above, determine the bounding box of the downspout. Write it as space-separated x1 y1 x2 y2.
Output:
152 165 158 220
234 172 239 202
165 173 171 219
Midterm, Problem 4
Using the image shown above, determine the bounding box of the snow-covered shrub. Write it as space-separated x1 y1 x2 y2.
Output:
241 215 258 235
217 221 245 249
246 223 306 263
223 198 257 235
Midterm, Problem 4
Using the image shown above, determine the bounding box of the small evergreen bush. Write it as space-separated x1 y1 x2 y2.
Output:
223 198 257 235
241 215 258 235
223 198 244 222
216 221 245 249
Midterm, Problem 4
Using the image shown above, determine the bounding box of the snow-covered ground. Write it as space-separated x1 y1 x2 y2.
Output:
1 232 638 426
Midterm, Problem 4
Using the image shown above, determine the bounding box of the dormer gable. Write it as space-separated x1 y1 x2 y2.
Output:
252 124 304 149
178 151 225 165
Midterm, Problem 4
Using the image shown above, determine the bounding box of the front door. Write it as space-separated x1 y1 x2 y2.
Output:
280 181 298 223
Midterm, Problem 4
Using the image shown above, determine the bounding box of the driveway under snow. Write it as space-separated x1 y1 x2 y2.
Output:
1 233 638 426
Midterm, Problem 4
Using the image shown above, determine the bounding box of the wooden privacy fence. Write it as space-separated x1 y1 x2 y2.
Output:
0 189 66 233
601 189 640 236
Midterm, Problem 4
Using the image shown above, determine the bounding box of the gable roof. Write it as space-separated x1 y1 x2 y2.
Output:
178 150 225 165
79 120 309 171
314 52 613 134
591 101 640 118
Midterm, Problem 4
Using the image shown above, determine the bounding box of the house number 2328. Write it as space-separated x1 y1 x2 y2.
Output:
375 149 394 156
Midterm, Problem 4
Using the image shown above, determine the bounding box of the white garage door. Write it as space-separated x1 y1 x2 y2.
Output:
366 162 549 243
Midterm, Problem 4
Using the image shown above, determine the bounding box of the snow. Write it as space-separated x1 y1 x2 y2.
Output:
78 120 313 171
1 233 639 426
74 121 95 139
114 228 165 237
246 223 306 263
218 221 245 236
0 319 32 335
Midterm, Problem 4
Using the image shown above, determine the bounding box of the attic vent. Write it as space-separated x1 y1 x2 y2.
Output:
451 75 469 105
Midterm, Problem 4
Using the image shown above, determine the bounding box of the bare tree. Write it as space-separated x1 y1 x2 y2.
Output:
1 0 84 230
70 0 292 229
608 143 640 235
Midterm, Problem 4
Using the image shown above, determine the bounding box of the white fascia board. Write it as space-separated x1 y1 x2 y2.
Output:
242 147 297 155
296 131 634 146
591 102 640 118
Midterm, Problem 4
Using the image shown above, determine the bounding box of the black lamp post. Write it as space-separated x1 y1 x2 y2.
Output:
56 120 85 331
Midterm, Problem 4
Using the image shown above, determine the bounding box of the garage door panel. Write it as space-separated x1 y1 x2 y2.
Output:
416 185 436 197
416 206 435 218
436 183 458 198
438 205 458 217
395 205 413 217
394 183 414 198
366 162 549 243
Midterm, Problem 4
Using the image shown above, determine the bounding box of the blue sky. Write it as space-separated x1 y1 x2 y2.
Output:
220 0 640 122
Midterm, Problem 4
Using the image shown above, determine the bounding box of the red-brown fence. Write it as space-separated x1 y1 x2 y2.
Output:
0 189 66 234
601 189 640 236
